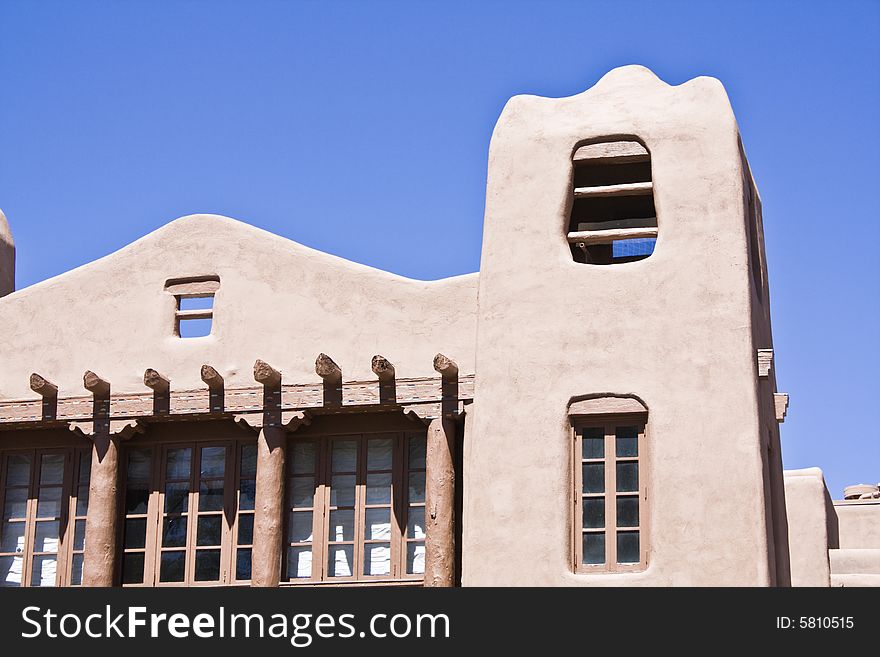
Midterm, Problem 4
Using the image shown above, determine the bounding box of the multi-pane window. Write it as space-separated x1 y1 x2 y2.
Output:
0 448 87 587
120 439 255 586
283 431 426 584
574 422 646 572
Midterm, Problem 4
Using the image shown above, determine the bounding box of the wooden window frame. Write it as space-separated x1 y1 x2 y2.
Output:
571 414 648 574
282 429 426 586
120 437 255 587
64 447 91 585
0 447 78 587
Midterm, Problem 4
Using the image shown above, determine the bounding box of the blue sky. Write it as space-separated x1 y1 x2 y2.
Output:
1 1 877 497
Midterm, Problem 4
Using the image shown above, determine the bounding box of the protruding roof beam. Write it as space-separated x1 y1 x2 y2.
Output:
758 349 773 378
315 353 342 383
254 359 282 387
433 353 459 379
200 364 224 390
83 371 110 396
143 368 170 393
371 355 396 383
29 373 58 398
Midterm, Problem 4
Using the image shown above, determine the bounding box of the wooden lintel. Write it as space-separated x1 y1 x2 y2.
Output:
566 226 658 245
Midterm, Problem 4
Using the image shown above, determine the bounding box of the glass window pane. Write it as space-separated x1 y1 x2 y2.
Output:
364 543 391 576
365 508 391 540
76 485 90 516
198 480 224 512
162 516 188 548
2 488 27 519
407 507 426 540
121 553 145 584
78 452 92 485
73 519 87 551
30 555 57 587
239 480 255 511
287 546 312 579
0 554 23 586
291 442 316 475
583 532 605 565
616 427 639 457
69 553 84 585
617 496 639 527
289 511 313 543
408 436 426 470
125 486 149 515
583 497 605 529
328 509 354 542
407 542 425 575
408 472 425 504
39 454 64 485
582 427 605 459
200 447 226 478
5 454 32 487
582 463 605 494
616 462 639 493
165 448 192 480
331 440 357 473
159 551 186 582
194 549 221 581
617 531 640 564
164 483 189 513
124 517 146 549
127 449 152 481
236 548 252 580
197 516 223 546
0 521 26 553
37 486 62 518
289 477 315 508
367 439 393 471
327 545 353 577
330 475 355 507
366 473 391 505
34 521 59 552
237 514 254 545
240 444 257 479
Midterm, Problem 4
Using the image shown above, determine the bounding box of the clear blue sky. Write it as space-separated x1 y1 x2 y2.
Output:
1 1 877 497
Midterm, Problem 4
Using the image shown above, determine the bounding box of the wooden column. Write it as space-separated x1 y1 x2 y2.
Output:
251 360 286 587
81 371 119 587
424 416 456 587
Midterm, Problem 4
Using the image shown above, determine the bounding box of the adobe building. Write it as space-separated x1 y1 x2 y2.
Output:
0 66 875 587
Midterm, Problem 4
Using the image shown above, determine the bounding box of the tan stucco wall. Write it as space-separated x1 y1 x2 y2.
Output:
0 215 478 399
463 66 774 586
0 209 13 298
834 500 880 549
783 468 832 587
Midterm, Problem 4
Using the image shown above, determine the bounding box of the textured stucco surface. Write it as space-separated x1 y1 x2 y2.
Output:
783 468 832 587
834 501 880 549
463 65 776 586
0 215 478 400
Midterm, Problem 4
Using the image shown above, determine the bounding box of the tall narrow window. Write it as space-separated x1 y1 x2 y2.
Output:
283 431 426 584
568 140 657 265
233 444 256 582
164 276 220 338
121 448 152 585
66 449 91 585
573 419 647 572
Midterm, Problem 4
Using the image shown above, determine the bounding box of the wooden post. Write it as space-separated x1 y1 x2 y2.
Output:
251 360 285 587
424 416 456 587
81 371 119 587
